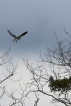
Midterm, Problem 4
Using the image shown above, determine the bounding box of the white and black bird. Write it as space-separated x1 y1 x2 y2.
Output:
7 30 28 43
49 76 54 83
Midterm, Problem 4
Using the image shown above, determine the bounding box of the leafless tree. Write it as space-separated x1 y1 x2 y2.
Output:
0 48 39 106
21 27 71 106
0 47 19 106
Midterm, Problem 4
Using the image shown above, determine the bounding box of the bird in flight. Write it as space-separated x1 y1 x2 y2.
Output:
7 30 28 43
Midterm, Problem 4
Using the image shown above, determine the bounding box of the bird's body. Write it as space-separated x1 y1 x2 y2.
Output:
7 30 28 43
49 76 54 83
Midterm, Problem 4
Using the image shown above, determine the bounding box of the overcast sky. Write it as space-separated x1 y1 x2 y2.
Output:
0 0 71 106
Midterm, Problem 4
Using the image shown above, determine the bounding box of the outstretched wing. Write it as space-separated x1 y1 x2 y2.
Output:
7 30 16 38
18 31 28 38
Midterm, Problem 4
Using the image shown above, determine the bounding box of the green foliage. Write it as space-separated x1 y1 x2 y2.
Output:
49 76 71 93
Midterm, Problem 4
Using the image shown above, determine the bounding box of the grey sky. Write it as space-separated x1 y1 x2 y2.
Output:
0 0 71 55
0 0 71 106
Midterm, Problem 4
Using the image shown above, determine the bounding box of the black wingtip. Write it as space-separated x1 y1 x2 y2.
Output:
26 31 28 33
24 31 28 34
